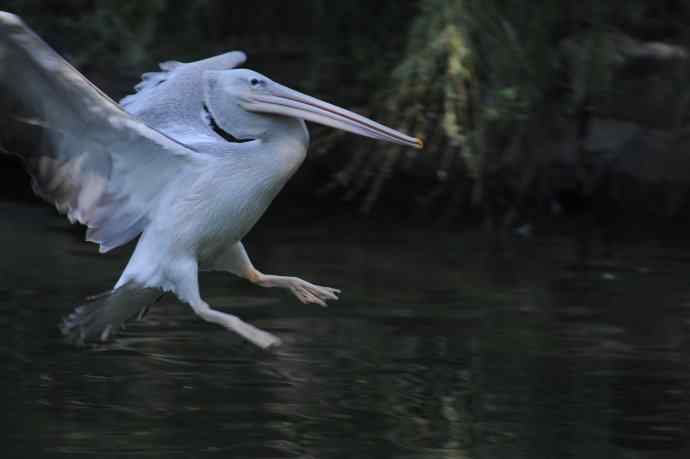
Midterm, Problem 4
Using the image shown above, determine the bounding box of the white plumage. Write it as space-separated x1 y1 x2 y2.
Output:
0 12 422 348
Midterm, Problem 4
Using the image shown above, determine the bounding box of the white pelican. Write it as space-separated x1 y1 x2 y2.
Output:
0 12 422 348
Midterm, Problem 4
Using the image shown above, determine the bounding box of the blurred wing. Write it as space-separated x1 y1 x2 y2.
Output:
121 50 247 151
0 12 204 252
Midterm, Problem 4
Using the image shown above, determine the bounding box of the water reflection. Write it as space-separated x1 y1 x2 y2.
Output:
1 203 690 458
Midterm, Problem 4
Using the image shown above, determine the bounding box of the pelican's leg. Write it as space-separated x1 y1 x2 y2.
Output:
172 258 281 349
213 242 340 307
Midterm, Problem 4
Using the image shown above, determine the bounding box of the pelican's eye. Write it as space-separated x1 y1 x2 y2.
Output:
250 78 260 86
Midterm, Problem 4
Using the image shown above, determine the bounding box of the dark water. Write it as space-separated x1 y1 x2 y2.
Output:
2 202 690 458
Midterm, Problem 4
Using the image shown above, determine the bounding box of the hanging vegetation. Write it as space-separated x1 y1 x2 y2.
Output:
3 0 690 221
318 0 690 223
317 0 474 214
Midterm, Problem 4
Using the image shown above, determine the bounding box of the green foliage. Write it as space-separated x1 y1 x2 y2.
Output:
319 0 475 212
321 0 690 219
5 0 690 219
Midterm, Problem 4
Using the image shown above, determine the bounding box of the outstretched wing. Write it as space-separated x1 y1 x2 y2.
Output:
0 12 205 253
121 50 247 151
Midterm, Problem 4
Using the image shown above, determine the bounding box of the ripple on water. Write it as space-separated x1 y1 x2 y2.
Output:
3 211 690 458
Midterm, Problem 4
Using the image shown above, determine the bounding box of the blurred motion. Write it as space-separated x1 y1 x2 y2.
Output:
0 11 418 347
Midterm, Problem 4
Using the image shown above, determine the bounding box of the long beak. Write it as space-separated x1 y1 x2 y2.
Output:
241 84 423 149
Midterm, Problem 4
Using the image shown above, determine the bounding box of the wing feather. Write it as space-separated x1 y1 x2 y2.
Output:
0 12 204 252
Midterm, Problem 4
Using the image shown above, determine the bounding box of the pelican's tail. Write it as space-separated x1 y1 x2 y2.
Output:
60 282 162 345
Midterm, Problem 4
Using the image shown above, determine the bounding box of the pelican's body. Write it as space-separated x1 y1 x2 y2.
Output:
0 12 421 348
118 118 306 293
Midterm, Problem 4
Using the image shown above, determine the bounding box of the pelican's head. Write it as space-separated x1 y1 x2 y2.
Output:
202 69 423 148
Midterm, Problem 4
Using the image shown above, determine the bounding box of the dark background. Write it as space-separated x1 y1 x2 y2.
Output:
3 0 690 237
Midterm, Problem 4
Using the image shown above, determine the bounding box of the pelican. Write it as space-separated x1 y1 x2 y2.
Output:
0 12 422 348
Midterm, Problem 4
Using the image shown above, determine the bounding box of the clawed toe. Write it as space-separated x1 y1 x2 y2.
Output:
254 273 341 306
290 280 340 306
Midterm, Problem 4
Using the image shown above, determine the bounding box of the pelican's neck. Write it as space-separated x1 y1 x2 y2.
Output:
260 117 309 173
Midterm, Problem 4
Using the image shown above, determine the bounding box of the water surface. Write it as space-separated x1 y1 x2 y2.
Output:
1 202 689 458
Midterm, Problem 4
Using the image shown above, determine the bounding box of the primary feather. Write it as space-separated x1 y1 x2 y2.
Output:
0 12 205 252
